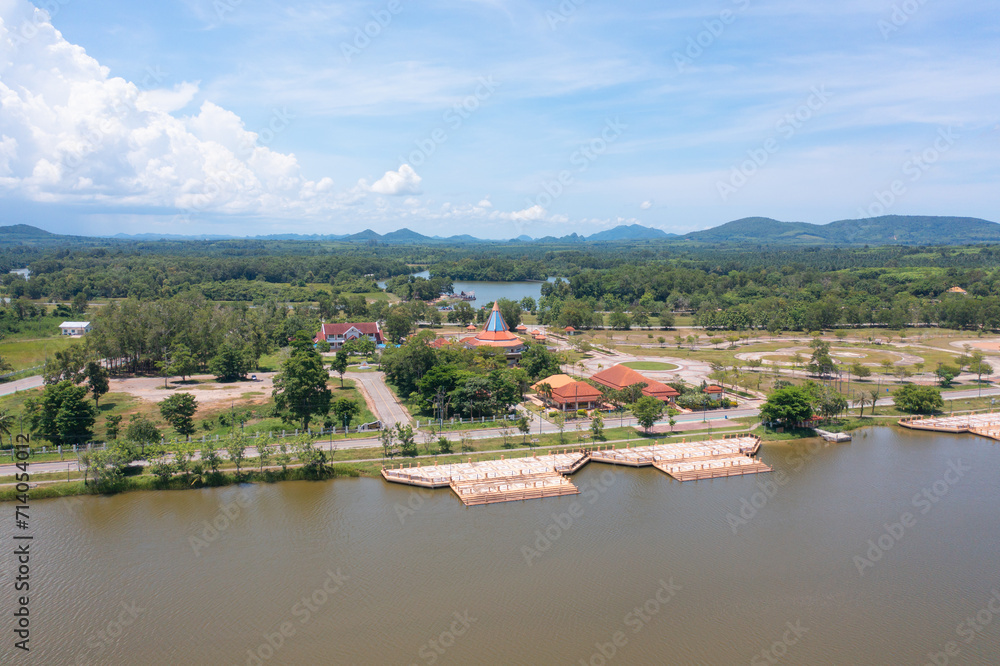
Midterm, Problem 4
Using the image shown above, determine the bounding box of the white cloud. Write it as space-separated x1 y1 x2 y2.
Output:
0 0 347 220
476 196 493 208
369 164 422 196
137 81 200 113
640 200 653 210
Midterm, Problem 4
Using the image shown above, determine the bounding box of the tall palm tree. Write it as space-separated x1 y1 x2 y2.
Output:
868 388 881 416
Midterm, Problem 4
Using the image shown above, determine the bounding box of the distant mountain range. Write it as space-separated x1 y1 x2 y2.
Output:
2 215 998 247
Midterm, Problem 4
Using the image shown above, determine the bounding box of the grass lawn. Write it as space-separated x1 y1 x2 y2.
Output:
0 336 75 370
621 361 679 371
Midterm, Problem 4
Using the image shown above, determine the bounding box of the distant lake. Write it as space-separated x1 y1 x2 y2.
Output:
380 271 564 307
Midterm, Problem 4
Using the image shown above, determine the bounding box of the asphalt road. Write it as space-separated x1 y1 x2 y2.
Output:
344 371 411 428
0 374 44 396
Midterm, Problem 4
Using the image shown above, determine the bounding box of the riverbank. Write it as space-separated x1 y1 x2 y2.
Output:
0 411 953 502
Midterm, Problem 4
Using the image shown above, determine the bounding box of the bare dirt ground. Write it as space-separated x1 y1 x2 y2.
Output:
109 373 276 405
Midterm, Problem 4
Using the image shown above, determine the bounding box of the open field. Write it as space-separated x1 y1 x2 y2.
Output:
0 335 75 370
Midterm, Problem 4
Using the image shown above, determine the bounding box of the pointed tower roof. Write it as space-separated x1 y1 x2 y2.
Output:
475 302 520 342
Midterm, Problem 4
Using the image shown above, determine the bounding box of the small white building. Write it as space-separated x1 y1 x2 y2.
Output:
59 321 91 336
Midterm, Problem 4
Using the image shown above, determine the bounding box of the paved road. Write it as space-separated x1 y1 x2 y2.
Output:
343 371 411 428
0 374 43 397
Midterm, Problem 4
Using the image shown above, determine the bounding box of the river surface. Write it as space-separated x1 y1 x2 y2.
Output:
381 271 561 307
5 427 1000 665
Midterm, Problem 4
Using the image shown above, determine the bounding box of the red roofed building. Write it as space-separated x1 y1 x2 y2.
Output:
591 364 678 405
428 337 453 349
703 384 724 401
549 381 603 412
640 378 681 403
315 322 384 349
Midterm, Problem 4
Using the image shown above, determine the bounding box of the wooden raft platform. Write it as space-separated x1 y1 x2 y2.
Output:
655 456 772 481
898 413 1000 434
381 451 589 505
589 435 761 467
590 435 771 482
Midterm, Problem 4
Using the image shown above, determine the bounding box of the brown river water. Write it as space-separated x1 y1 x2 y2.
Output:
3 427 999 665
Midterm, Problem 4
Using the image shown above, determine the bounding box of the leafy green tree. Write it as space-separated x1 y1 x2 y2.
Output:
384 306 414 342
209 339 253 381
395 424 417 457
105 414 122 441
590 411 604 441
448 301 476 326
851 363 872 380
166 344 199 382
273 336 333 430
759 387 813 427
149 451 175 486
331 350 349 387
28 380 97 446
159 393 198 436
225 432 248 478
201 441 222 474
519 344 562 381
518 415 531 443
295 439 328 478
124 414 160 448
893 384 944 414
609 310 632 330
256 441 272 472
807 339 835 377
332 397 360 431
84 361 110 407
554 412 566 443
380 427 395 458
42 344 88 385
969 353 993 385
632 395 664 433
173 441 194 478
935 364 959 388
275 443 292 472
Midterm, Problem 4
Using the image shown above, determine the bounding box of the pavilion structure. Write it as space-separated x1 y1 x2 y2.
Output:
461 302 526 362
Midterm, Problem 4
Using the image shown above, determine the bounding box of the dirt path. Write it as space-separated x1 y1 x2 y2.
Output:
109 373 275 406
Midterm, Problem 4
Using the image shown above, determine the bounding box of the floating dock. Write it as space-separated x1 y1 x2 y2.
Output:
381 435 770 505
382 451 589 506
814 428 852 442
899 413 1000 442
589 435 770 482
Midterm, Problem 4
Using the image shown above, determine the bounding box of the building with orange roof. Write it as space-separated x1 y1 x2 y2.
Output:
548 381 603 412
946 286 968 295
531 374 576 392
703 384 724 401
590 364 679 404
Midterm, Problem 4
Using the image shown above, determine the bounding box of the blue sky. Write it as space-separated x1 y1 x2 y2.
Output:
0 0 997 238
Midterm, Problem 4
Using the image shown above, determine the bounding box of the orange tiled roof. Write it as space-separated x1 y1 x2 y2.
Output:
590 364 650 391
550 381 603 404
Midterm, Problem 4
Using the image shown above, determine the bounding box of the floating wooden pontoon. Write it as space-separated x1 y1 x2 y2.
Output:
898 413 1000 439
381 451 589 505
589 435 771 482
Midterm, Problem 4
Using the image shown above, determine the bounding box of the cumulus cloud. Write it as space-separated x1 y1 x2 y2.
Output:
640 200 653 210
0 0 343 218
369 164 422 196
